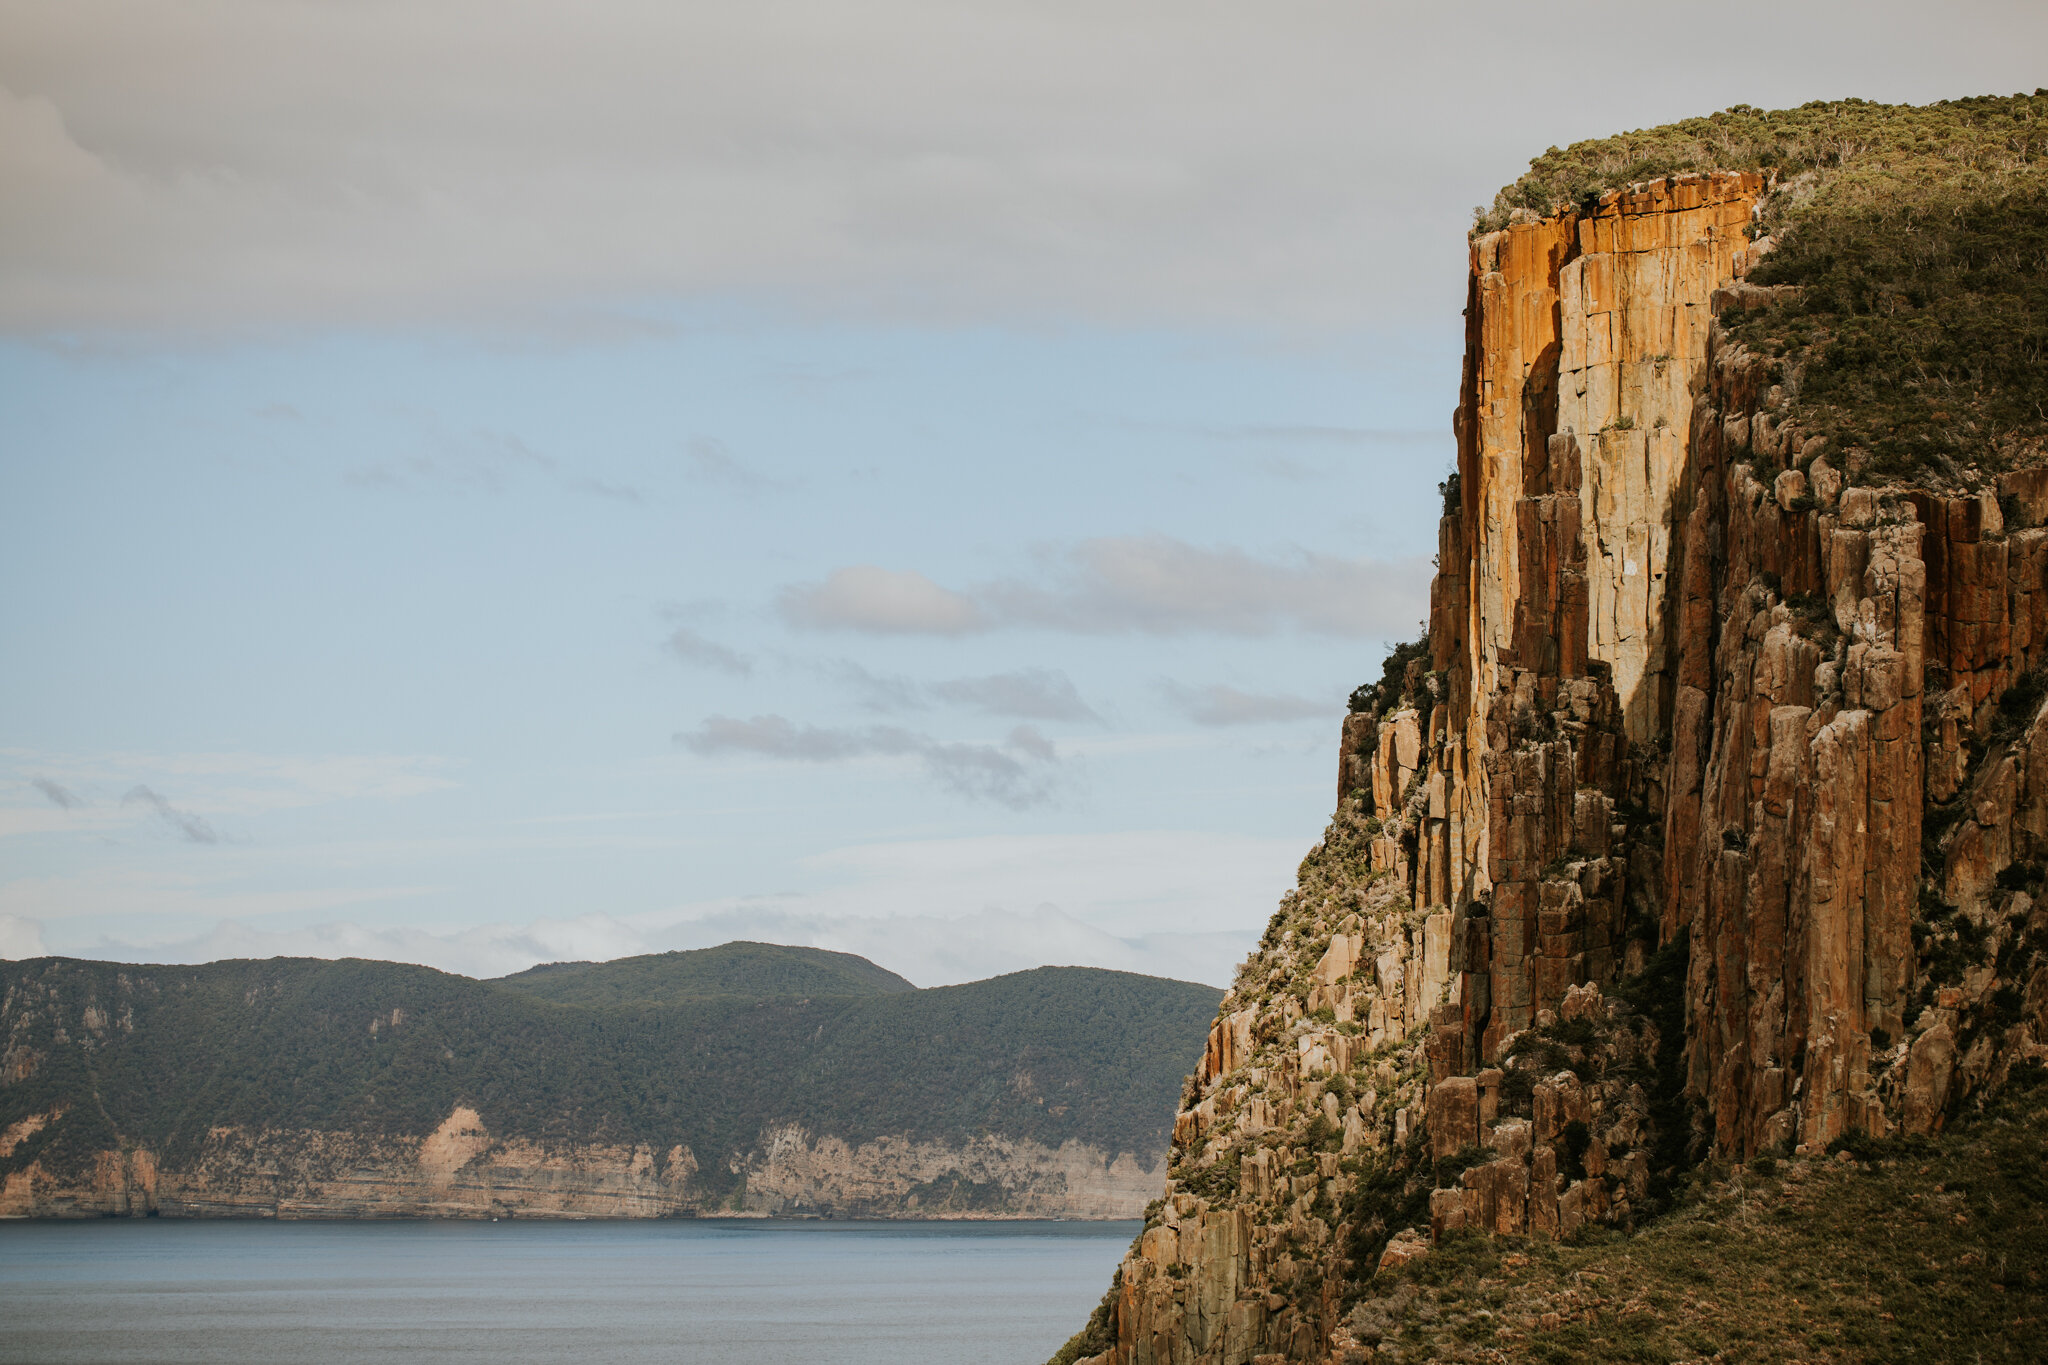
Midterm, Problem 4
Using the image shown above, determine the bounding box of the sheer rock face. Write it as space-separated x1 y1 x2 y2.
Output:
0 1103 1152 1219
1072 173 2048 1365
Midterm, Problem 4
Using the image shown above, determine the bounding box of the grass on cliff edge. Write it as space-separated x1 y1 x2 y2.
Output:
1478 94 2047 231
1481 94 2048 485
1350 1066 2048 1365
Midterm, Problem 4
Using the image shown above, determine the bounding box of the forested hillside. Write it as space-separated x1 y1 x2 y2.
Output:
0 945 1218 1217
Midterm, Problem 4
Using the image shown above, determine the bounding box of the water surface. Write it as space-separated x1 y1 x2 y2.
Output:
0 1218 1136 1364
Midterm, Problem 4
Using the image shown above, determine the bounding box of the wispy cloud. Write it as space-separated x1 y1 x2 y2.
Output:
120 786 223 844
30 777 82 809
779 536 1427 639
348 421 645 502
818 661 1097 722
931 668 1099 722
348 426 549 494
1160 682 1331 726
3 751 455 822
682 436 786 494
779 566 985 634
824 659 925 714
11 828 1305 985
565 476 645 503
666 626 753 676
675 715 1062 809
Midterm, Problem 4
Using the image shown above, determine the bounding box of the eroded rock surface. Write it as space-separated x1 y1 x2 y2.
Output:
1061 171 2048 1365
0 1100 1154 1220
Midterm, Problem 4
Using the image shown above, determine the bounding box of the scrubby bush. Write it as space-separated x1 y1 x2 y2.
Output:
1477 94 2048 484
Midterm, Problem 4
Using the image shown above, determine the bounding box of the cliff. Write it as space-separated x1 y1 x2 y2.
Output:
0 949 1213 1220
1056 94 2048 1365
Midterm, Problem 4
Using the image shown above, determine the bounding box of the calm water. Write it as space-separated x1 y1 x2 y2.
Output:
0 1218 1136 1364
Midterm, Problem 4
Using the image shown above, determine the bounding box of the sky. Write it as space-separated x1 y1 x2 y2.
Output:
3 1 2044 988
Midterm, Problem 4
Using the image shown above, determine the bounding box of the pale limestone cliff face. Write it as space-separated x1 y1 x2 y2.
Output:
732 1126 1159 1219
0 1103 1158 1221
1068 172 2048 1365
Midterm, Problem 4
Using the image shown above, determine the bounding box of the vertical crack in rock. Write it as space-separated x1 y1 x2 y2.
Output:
1056 169 2048 1365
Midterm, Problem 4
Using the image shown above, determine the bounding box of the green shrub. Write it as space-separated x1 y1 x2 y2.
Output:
1478 94 2048 483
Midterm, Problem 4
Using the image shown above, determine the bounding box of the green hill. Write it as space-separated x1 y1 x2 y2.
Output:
494 940 918 1007
0 949 1218 1205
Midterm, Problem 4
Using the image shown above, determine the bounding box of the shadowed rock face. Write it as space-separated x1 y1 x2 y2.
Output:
1061 172 2048 1365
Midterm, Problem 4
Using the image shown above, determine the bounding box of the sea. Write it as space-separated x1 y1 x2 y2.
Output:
0 1218 1137 1364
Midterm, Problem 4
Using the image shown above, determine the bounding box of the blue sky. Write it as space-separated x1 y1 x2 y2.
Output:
4 1 2042 984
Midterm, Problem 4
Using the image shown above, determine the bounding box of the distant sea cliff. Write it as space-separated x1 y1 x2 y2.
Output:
0 942 1218 1220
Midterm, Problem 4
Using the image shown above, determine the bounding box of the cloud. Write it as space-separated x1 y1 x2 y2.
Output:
348 421 644 501
7 3 2032 335
643 903 1252 992
818 662 1096 721
21 828 1304 986
778 566 985 634
781 537 1428 639
347 426 549 494
1160 682 1331 726
665 626 752 676
30 777 82 809
7 751 457 813
36 903 1251 990
6 3 2043 337
994 537 1429 636
682 436 784 494
675 714 1060 808
564 476 645 503
120 785 223 844
930 668 1099 722
56 913 656 983
824 659 925 714
0 914 48 960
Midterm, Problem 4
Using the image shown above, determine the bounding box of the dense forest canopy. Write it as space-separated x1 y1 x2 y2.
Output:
0 947 1219 1197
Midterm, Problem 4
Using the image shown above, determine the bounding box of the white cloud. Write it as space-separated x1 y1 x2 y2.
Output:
65 913 655 982
930 668 1099 722
781 537 1429 639
991 537 1429 637
0 867 430 926
779 566 985 634
21 828 1302 985
41 904 1250 989
1161 682 1332 726
646 903 1251 991
0 914 48 960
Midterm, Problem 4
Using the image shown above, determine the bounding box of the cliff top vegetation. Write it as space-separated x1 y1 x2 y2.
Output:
1480 93 2048 484
1477 93 2047 232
